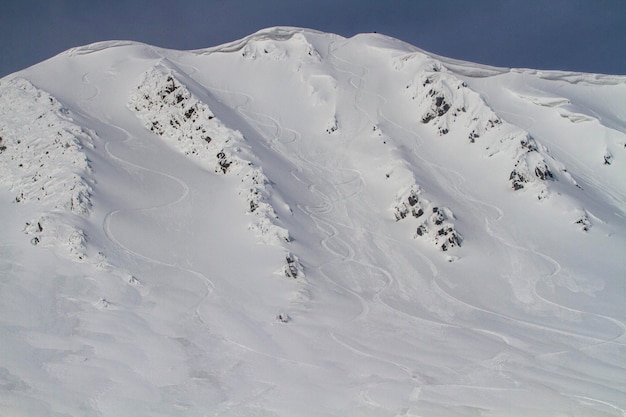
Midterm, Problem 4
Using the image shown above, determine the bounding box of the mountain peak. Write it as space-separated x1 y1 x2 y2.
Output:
1 28 624 417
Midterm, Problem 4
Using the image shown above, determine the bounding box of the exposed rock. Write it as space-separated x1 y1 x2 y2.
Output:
130 67 290 246
575 212 592 232
394 184 462 251
283 252 303 279
129 66 241 174
0 78 95 261
406 69 502 142
276 312 291 323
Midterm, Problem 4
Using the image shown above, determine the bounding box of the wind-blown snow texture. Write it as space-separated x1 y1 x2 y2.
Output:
1 27 625 417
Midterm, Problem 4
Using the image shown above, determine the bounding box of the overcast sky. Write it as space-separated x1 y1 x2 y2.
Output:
2 0 625 77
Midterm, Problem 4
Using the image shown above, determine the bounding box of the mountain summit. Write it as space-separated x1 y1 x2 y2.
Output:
1 27 625 416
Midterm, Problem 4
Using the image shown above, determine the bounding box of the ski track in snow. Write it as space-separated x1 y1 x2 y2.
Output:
150 76 332 376
565 394 626 416
101 124 216 327
432 163 625 350
218 84 372 321
325 43 490 338
217 44 561 401
208 70 430 390
81 72 216 331
193 79 384 373
349 52 518 343
325 44 506 350
437 131 625 353
427 146 625 356
292 145 421 393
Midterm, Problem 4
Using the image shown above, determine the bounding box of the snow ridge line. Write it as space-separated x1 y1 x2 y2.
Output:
129 65 290 246
0 77 96 261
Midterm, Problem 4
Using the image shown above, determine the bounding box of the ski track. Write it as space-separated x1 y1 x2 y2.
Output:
195 78 391 374
165 78 329 372
445 147 626 353
564 394 626 417
305 182 420 384
81 70 216 331
328 40 376 143
306 44 471 386
209 70 430 386
327 43 523 373
440 160 626 398
429 170 626 353
101 125 215 327
336 48 519 346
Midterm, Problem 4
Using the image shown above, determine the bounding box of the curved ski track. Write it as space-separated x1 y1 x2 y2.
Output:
207 70 425 388
101 124 215 325
80 72 215 332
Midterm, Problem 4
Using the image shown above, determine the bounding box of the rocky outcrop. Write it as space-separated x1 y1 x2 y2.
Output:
394 184 462 252
0 78 95 261
130 67 239 174
404 67 502 140
130 67 290 245
402 61 568 200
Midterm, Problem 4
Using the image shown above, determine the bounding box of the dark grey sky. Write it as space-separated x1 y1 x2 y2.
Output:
2 0 625 77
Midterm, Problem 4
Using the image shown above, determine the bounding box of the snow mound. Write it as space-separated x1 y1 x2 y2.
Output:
241 31 322 64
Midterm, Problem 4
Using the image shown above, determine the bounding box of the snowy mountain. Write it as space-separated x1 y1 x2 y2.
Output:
1 27 624 417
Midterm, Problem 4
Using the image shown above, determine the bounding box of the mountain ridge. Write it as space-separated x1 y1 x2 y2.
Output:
1 27 624 417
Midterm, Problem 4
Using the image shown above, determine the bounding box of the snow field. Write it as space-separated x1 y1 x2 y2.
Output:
0 27 624 416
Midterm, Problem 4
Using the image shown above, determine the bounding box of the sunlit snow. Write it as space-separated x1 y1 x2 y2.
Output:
1 27 625 417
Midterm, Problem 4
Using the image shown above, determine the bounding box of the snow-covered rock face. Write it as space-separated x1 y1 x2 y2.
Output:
1 27 625 417
394 184 462 251
130 65 290 245
0 78 95 260
130 66 239 173
404 63 502 139
0 78 93 213
400 55 572 200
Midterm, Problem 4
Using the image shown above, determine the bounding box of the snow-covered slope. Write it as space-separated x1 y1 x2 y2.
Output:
1 27 624 417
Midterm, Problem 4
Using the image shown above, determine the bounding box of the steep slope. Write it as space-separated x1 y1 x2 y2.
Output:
1 27 624 417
